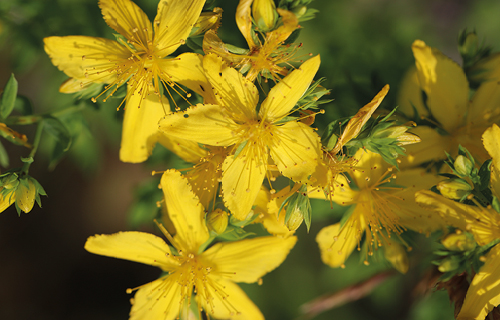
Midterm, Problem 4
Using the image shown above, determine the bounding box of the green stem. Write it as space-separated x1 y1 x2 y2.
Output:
21 121 44 175
4 105 85 126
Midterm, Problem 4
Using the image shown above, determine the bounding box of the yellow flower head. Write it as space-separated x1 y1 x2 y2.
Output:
204 0 301 82
44 0 207 163
159 54 322 220
315 149 444 268
85 169 296 320
398 40 500 165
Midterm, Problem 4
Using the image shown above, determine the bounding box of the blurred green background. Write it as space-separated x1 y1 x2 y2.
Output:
1 0 499 319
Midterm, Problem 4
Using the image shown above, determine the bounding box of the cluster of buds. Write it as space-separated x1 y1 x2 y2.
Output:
0 172 45 215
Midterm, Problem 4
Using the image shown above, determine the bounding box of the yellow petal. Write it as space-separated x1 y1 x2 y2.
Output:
202 278 264 320
130 277 182 320
259 55 321 122
160 170 209 252
157 133 207 163
59 78 86 93
332 85 389 154
120 84 168 163
236 0 257 49
157 53 217 104
203 54 258 122
203 235 297 283
153 0 205 56
392 169 447 234
98 0 152 46
264 9 298 54
483 124 500 198
412 40 469 132
316 219 365 268
415 190 472 234
469 81 500 126
0 190 15 213
401 126 451 167
44 36 130 83
159 104 239 146
84 231 178 271
264 187 296 236
269 121 321 183
222 145 268 220
397 67 429 120
457 244 500 320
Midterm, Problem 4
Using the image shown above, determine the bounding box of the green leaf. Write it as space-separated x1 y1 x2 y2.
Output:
14 95 33 116
0 74 18 119
20 156 33 164
43 116 72 152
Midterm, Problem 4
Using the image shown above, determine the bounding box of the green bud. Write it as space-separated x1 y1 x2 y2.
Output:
253 0 278 32
438 256 460 273
286 205 304 231
458 30 478 58
372 125 408 140
384 242 409 274
206 209 228 234
454 155 473 176
441 232 476 251
436 178 472 200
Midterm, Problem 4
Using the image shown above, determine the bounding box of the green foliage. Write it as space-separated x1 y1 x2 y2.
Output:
0 74 18 119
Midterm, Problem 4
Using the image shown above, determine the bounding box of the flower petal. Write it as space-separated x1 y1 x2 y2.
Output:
153 0 205 56
412 40 469 132
457 244 500 320
397 66 429 120
269 121 321 183
99 0 152 46
469 81 500 126
130 277 182 320
203 54 258 122
222 144 268 220
203 235 297 283
157 133 207 164
235 0 257 49
44 36 130 83
159 104 239 146
483 124 500 198
401 126 452 167
332 85 389 154
158 53 217 103
160 170 209 252
316 220 364 268
259 55 321 122
84 231 178 271
120 84 168 163
202 278 264 320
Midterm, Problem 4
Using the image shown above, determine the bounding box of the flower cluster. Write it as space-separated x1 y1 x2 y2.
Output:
0 0 495 319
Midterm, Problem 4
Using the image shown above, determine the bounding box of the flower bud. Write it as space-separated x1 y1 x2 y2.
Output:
286 205 303 231
436 178 472 200
372 125 408 140
15 178 36 213
206 209 228 234
384 242 409 274
253 0 278 32
454 155 473 176
438 256 460 273
441 233 476 251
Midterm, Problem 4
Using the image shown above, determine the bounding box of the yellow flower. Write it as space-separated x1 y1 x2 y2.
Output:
415 124 500 320
398 40 500 165
44 0 206 163
159 54 322 220
314 149 444 268
203 0 300 82
85 169 296 320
